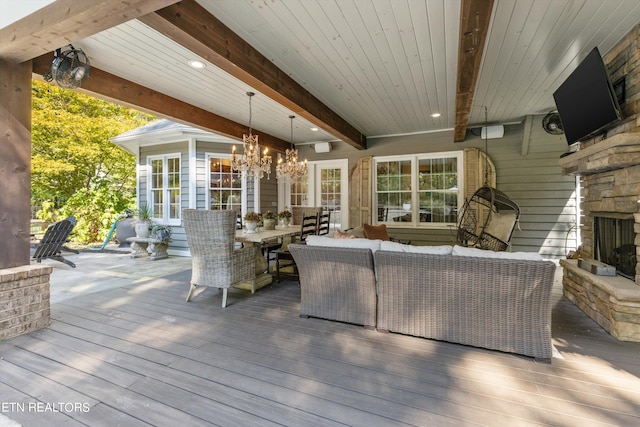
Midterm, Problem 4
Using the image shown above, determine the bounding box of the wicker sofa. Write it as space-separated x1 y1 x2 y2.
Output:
288 243 378 328
288 238 556 359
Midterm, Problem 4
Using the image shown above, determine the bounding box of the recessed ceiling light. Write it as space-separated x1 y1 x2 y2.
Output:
431 112 441 118
188 60 206 69
310 127 319 131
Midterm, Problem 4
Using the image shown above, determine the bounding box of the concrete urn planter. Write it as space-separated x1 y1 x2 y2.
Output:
135 222 151 238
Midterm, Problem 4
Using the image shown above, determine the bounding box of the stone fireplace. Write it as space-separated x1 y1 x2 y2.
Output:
593 215 635 279
559 132 640 341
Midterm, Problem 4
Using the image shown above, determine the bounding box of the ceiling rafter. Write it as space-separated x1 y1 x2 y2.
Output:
138 0 367 150
31 53 293 153
0 0 180 63
454 0 495 142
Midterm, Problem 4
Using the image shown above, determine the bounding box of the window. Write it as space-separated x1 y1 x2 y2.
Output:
148 154 181 225
318 165 343 230
280 159 349 229
289 174 309 208
374 151 463 227
207 155 243 212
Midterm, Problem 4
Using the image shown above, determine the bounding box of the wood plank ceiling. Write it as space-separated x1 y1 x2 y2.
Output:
3 0 640 150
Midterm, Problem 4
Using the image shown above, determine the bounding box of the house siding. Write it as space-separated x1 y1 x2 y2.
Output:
297 119 577 259
489 123 578 258
260 167 278 214
139 142 190 254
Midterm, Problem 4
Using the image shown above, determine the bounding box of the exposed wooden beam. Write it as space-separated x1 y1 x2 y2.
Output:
139 0 367 150
0 0 180 63
32 54 293 153
454 0 495 142
0 59 32 268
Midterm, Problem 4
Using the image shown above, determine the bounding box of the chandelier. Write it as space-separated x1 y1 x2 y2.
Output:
231 92 272 179
276 115 308 180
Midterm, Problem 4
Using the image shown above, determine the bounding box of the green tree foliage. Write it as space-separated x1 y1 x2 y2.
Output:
32 80 155 244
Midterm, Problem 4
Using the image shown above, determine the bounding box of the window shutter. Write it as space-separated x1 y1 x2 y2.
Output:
463 147 496 198
349 156 372 228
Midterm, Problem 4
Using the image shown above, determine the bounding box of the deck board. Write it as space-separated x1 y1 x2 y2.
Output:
1 257 640 426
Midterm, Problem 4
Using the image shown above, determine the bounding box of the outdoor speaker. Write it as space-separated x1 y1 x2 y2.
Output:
314 142 332 153
481 125 504 139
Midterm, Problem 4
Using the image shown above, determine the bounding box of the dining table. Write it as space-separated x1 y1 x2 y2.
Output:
233 225 301 291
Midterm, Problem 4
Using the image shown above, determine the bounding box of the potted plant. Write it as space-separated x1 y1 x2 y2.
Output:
134 203 154 238
243 211 260 234
278 208 292 226
262 210 277 230
151 224 172 244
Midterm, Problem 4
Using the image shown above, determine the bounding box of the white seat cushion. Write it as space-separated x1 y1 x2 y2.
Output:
380 241 453 255
452 245 543 261
306 235 382 252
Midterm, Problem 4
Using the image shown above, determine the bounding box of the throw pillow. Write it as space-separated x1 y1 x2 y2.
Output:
483 211 517 241
347 226 366 238
334 229 357 239
363 223 390 241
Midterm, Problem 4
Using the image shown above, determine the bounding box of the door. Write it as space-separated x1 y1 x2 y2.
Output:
280 159 349 230
314 159 349 231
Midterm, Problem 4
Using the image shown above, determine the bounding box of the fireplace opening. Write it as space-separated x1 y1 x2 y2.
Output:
594 215 636 279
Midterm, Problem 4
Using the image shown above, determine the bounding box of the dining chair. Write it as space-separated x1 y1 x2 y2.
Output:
377 206 389 222
291 206 323 226
182 209 256 307
317 211 331 235
275 213 319 282
235 212 243 229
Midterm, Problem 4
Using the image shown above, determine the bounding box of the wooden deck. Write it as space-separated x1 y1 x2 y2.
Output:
1 253 640 426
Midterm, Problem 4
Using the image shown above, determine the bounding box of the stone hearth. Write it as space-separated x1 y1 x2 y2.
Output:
560 132 640 341
560 259 640 341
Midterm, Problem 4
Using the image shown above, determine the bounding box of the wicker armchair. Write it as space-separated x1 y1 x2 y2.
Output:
182 209 257 307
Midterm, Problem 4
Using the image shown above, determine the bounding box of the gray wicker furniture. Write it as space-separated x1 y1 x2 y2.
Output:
182 209 257 308
288 244 377 328
375 251 556 359
288 240 556 359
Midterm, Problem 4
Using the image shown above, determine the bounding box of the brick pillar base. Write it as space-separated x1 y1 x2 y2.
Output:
0 264 52 340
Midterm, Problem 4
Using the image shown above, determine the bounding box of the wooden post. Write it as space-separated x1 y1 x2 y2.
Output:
0 59 32 268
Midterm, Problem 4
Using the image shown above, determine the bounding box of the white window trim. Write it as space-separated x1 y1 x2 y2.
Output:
373 150 464 229
146 152 182 226
205 152 254 216
279 159 349 227
188 138 197 209
313 159 349 228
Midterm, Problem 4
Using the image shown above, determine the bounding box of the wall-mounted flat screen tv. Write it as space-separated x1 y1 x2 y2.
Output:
553 47 623 145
